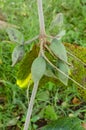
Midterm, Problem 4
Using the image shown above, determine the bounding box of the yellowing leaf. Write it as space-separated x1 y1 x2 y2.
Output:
17 45 39 88
17 73 33 88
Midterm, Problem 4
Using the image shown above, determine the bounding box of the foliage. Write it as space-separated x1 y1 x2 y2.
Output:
0 0 86 130
31 56 46 83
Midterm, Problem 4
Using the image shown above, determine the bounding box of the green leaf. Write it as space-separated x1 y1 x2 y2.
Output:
12 45 25 66
36 91 49 101
6 27 24 44
58 60 69 85
50 38 69 85
44 105 57 120
50 13 63 29
31 56 46 83
44 64 56 78
56 30 66 40
41 117 84 130
50 38 67 62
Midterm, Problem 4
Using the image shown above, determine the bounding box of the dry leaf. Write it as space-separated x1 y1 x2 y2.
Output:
81 123 86 129
72 97 81 105
0 20 19 29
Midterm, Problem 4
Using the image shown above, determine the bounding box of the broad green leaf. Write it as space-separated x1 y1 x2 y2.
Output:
17 45 39 88
6 27 24 44
31 56 46 83
50 38 67 62
12 45 25 67
41 117 84 130
58 60 69 85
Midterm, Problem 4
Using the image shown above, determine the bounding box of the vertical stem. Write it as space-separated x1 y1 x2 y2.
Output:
24 81 39 130
37 0 46 36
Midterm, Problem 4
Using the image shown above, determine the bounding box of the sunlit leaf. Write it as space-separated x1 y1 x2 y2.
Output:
41 117 84 130
31 56 46 83
16 73 33 88
12 45 25 67
44 105 57 120
6 27 24 44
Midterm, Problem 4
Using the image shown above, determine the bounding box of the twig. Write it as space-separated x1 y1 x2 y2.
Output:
46 34 60 39
25 35 39 45
67 50 86 66
24 81 39 130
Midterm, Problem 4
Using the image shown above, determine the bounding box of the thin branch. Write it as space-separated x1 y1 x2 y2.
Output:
37 0 46 36
24 81 39 130
25 35 39 45
46 34 60 39
67 50 86 66
39 39 45 56
42 53 86 90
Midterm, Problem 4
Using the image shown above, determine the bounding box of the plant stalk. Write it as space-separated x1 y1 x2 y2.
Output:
37 0 46 37
24 81 39 130
24 1 46 129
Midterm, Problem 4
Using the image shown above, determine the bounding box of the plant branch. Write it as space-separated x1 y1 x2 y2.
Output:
24 81 39 130
67 50 86 67
37 0 46 37
25 35 39 45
